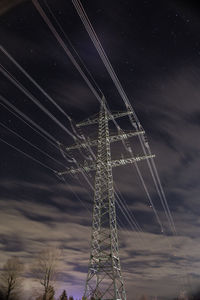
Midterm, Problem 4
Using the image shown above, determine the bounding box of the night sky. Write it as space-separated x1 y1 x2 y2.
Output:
1 0 200 299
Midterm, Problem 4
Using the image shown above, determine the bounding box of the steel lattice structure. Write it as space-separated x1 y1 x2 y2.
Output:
84 102 126 300
58 100 154 300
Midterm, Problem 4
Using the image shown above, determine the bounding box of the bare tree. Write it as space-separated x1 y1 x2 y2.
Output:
59 290 68 300
0 257 24 300
31 248 61 300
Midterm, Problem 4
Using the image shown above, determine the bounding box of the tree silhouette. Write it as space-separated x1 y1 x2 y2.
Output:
31 248 61 300
0 257 24 300
60 290 68 300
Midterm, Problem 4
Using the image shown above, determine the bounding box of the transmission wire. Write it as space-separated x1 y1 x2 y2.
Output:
0 121 66 168
72 0 176 235
31 0 166 236
0 137 55 172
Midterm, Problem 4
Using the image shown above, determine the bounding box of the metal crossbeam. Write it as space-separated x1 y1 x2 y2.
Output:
65 130 145 151
111 154 155 167
76 111 132 127
57 154 155 176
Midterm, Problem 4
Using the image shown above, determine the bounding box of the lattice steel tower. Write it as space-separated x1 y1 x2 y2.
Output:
58 99 154 300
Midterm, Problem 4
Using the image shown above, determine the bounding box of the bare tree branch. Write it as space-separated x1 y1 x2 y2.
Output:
0 257 24 300
31 248 61 300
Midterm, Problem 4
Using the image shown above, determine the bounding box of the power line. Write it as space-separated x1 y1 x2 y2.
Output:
71 0 193 291
0 47 99 164
31 0 166 235
0 132 94 219
0 96 76 163
0 136 55 172
2 0 175 251
32 0 102 103
72 0 176 235
0 63 78 140
0 45 82 140
0 121 66 168
0 8 151 255
1 92 140 234
0 96 58 146
42 0 104 99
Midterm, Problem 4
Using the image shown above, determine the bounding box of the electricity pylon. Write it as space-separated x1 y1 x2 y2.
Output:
58 99 154 300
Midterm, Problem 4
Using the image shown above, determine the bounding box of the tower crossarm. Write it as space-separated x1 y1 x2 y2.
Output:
57 163 96 176
76 111 133 127
65 130 145 151
57 154 155 176
65 138 98 151
111 154 155 168
110 130 145 143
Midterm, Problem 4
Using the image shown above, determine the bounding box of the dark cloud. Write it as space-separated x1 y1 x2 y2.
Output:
187 111 200 126
0 233 25 252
